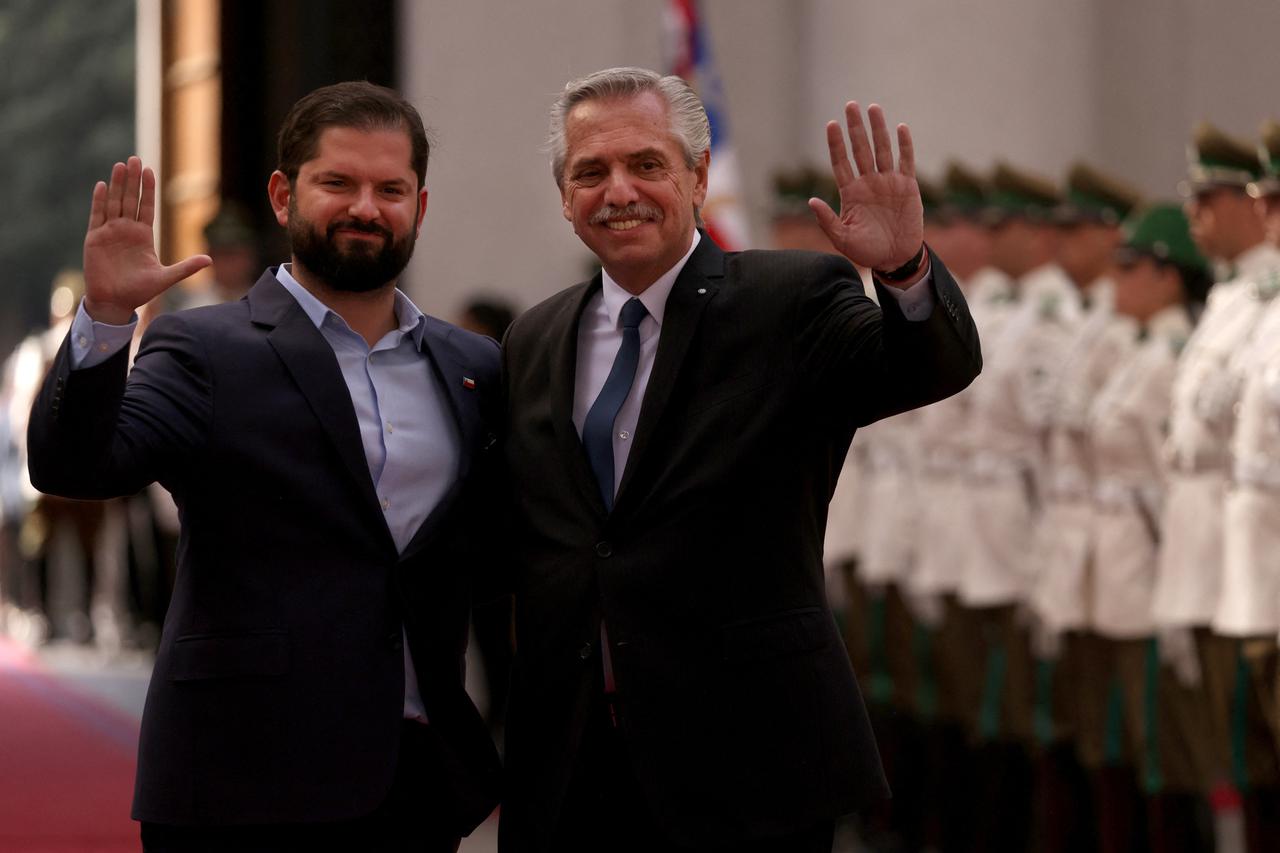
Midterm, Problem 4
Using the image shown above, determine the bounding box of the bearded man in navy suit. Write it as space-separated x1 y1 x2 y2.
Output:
27 82 501 852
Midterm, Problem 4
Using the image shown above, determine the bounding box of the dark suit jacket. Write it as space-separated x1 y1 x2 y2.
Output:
27 270 502 831
499 237 981 850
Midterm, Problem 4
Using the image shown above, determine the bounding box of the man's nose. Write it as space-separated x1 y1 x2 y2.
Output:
348 186 380 220
601 168 640 207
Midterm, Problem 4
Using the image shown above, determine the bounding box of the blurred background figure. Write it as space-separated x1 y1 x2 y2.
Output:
958 162 1077 853
1157 121 1280 853
769 165 841 253
1 271 127 648
1028 162 1142 853
1209 120 1280 853
906 162 1002 853
1083 205 1210 853
167 202 262 311
459 297 518 343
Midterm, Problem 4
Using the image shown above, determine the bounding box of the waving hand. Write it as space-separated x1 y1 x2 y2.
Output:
82 156 211 324
808 102 924 275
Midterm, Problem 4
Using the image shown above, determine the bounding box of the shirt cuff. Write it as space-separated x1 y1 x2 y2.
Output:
877 271 935 322
69 300 138 370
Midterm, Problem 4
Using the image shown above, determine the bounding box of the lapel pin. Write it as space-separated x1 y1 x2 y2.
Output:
697 288 707 295
462 377 476 390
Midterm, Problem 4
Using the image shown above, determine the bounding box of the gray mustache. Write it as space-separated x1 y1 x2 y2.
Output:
589 203 663 225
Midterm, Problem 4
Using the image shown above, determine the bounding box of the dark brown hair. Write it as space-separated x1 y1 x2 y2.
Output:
276 81 429 188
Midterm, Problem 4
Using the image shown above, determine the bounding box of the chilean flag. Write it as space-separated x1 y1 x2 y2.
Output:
664 0 752 250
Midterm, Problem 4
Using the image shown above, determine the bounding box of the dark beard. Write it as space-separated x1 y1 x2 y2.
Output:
288 202 416 293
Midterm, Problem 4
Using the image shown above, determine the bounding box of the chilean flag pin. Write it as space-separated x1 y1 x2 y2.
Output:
462 377 476 390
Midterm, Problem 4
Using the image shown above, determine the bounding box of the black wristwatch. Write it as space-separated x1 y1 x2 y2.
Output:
873 243 928 284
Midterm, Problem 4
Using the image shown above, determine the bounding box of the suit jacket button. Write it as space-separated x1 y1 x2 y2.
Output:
578 643 593 660
389 632 403 651
595 541 612 558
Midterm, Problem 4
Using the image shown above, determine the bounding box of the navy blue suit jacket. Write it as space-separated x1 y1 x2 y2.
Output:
28 270 502 830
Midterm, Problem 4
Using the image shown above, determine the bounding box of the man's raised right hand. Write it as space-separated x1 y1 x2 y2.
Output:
82 155 211 325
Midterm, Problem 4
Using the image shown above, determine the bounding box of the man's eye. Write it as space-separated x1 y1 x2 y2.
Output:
575 171 602 184
382 187 405 196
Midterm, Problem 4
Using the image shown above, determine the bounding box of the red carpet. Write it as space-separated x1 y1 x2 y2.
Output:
0 638 139 853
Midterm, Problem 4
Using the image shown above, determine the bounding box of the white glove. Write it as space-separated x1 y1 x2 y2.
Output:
904 591 943 629
1194 369 1241 427
1158 627 1202 688
1031 617 1062 660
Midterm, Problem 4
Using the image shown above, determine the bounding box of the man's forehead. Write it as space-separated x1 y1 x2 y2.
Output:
1194 186 1245 205
569 144 672 165
564 94 681 159
302 125 416 175
568 90 666 120
311 125 410 157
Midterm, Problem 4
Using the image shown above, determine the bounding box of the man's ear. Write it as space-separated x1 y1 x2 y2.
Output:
691 150 710 209
561 184 573 223
267 171 292 227
415 186 429 238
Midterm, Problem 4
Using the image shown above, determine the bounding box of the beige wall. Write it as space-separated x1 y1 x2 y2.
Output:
399 0 1280 319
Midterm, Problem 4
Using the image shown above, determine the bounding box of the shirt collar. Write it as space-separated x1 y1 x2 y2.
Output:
275 264 427 349
599 229 701 330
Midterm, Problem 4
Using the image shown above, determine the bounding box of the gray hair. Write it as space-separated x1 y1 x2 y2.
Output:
548 66 711 187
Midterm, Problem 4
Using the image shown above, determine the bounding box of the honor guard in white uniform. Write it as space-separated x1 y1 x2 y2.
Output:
1079 206 1213 852
1030 165 1142 648
962 164 1078 616
1014 163 1142 852
914 164 1008 616
908 163 1016 853
958 162 1078 853
1154 122 1280 852
1210 122 1280 850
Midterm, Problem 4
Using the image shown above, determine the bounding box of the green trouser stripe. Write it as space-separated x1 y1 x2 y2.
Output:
1143 638 1163 794
979 643 1007 740
1231 649 1250 790
1033 658 1056 746
1103 677 1126 765
914 623 938 720
868 593 892 705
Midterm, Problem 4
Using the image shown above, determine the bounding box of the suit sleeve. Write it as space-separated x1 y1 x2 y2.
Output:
795 247 982 430
27 311 212 500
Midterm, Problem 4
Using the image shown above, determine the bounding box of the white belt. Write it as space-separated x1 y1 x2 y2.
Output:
970 452 1028 483
1233 456 1280 493
1047 468 1089 501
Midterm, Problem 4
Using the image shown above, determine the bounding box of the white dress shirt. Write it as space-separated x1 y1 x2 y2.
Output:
572 230 935 496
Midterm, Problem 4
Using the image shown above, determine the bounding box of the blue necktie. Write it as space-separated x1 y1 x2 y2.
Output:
582 297 648 512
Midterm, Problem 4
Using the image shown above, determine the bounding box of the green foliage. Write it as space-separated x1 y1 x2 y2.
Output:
0 0 133 354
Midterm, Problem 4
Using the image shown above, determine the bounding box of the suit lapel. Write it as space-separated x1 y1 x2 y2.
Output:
400 323 478 560
613 235 724 512
419 322 477 486
250 272 395 555
550 278 613 516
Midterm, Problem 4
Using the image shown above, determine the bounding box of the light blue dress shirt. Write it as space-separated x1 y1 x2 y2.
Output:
68 265 461 722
